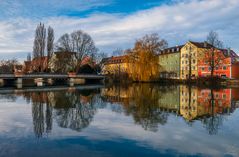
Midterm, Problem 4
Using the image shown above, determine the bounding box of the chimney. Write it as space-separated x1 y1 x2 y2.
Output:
204 41 207 48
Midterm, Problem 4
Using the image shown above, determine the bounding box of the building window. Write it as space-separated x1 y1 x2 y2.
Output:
182 61 184 64
185 61 188 64
223 66 227 70
202 67 205 71
193 59 196 64
208 67 212 71
193 66 195 70
216 67 219 70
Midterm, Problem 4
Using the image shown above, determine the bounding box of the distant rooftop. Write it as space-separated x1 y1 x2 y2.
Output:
189 41 214 49
101 55 128 64
159 45 184 55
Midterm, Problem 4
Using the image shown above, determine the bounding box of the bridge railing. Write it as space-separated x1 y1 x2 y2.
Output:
0 73 105 79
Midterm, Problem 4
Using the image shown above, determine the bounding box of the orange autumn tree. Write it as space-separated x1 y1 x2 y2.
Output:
126 34 168 81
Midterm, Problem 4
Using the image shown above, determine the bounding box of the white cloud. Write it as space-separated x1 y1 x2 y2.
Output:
0 0 239 59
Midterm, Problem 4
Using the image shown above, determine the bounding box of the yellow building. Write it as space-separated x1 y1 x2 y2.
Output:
180 41 213 79
101 55 132 76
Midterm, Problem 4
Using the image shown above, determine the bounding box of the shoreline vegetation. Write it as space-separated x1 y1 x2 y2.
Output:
104 74 239 88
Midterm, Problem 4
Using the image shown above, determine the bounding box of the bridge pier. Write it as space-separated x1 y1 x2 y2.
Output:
47 78 54 85
68 78 75 87
0 79 4 87
35 78 44 87
100 78 106 84
15 78 23 89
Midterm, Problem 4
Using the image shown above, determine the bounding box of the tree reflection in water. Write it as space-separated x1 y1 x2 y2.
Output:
32 102 46 138
102 84 239 135
128 84 169 132
18 84 239 137
28 89 100 138
54 92 96 132
102 84 172 132
201 89 223 135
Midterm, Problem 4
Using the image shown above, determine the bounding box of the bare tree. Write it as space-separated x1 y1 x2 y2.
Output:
47 26 54 72
33 23 46 72
0 59 19 74
207 31 223 49
96 52 108 64
112 48 123 56
56 33 72 52
33 23 46 58
204 31 225 78
47 26 54 58
56 30 98 71
27 53 31 61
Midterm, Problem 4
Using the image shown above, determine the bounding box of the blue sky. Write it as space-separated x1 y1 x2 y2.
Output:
0 0 239 61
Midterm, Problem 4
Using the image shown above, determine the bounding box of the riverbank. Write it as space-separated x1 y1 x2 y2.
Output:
105 75 239 88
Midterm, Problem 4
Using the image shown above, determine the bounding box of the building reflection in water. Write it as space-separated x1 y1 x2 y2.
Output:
12 84 239 137
101 84 239 134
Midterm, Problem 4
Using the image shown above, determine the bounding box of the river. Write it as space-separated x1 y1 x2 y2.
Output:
0 84 238 157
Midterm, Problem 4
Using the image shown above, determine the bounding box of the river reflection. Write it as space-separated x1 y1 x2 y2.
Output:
101 84 239 134
21 88 103 137
0 84 239 157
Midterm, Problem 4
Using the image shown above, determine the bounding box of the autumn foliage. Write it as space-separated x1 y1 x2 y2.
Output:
126 34 168 82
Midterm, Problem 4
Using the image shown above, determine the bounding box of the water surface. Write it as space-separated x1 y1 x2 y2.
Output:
0 84 239 157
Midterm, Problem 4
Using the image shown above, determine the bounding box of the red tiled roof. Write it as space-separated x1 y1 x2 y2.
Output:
81 56 96 66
